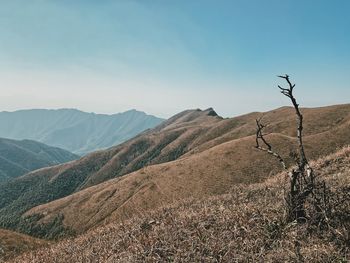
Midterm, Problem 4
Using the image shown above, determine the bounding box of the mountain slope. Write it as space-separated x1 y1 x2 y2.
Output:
10 146 350 263
0 104 349 238
0 138 78 182
0 109 164 155
0 228 46 262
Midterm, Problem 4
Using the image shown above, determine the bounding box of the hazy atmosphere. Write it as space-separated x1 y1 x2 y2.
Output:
1 0 349 118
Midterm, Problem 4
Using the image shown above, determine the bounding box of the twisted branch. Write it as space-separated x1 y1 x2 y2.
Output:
278 74 308 171
255 118 287 170
255 74 320 224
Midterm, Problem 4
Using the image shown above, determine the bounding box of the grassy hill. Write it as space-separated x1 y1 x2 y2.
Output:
0 109 164 155
0 104 349 239
0 138 78 182
0 229 46 262
9 146 350 262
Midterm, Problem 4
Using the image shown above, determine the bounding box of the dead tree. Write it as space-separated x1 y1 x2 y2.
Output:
255 75 316 222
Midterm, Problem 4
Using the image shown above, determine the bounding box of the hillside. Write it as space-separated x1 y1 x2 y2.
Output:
0 138 78 182
0 109 164 155
0 229 46 262
9 146 350 262
0 104 349 238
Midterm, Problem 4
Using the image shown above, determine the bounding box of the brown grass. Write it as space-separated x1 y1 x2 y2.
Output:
25 121 350 236
0 229 47 262
10 146 350 263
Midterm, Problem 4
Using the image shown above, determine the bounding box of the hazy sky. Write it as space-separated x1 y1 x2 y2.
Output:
0 0 349 118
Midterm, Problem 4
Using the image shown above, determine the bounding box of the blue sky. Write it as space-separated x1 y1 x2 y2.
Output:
0 0 349 118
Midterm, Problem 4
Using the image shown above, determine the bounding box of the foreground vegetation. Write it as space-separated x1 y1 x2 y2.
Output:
8 146 350 263
0 229 47 262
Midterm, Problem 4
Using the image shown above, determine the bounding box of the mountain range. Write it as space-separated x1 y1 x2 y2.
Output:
0 104 349 241
0 138 78 182
0 109 164 155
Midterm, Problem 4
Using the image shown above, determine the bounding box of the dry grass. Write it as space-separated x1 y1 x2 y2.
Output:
0 229 47 262
25 122 350 236
10 146 350 263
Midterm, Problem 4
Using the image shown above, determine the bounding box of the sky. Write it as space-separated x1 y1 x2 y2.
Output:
0 0 349 118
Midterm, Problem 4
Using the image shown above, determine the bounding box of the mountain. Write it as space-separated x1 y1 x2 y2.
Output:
0 138 78 182
0 109 164 155
0 104 349 239
9 146 350 262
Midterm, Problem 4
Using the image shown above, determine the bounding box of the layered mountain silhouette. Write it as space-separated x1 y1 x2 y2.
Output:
0 109 164 155
0 138 78 182
0 104 349 239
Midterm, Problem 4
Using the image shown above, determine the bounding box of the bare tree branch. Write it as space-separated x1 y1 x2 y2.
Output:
255 118 287 170
254 75 325 225
278 74 308 171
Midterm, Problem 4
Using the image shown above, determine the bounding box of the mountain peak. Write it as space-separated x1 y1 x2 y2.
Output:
204 107 218 117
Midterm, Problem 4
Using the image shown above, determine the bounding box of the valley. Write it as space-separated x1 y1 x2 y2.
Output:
0 138 78 182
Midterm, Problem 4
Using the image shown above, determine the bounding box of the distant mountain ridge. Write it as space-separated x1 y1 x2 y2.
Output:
0 137 78 182
0 109 164 155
